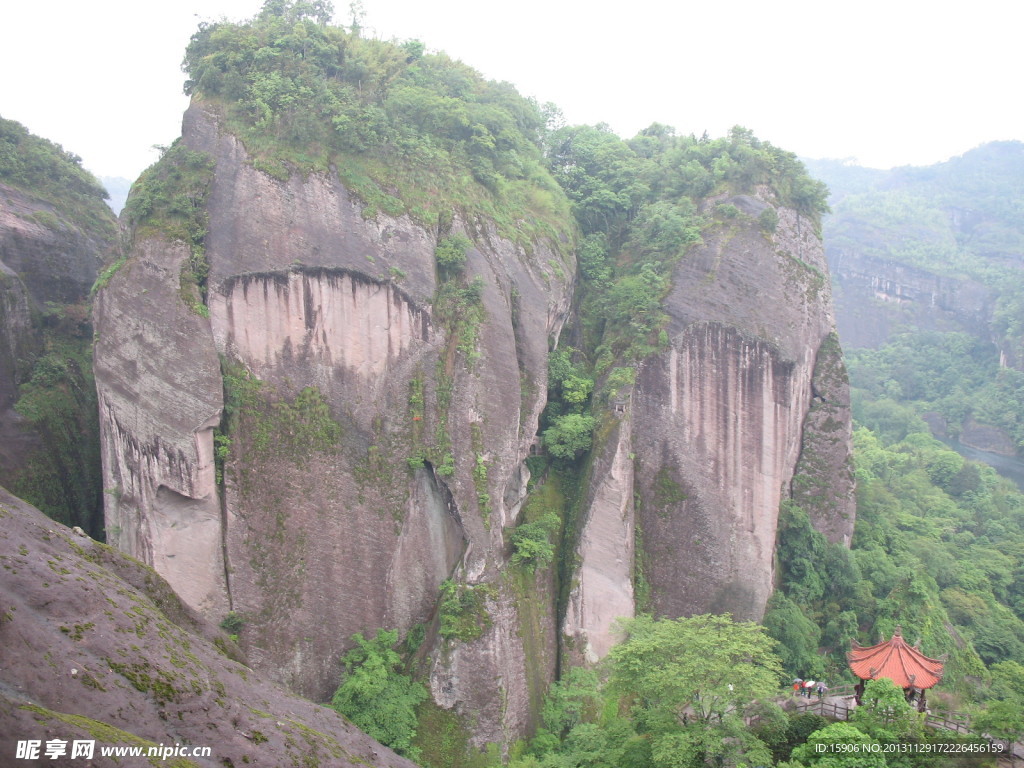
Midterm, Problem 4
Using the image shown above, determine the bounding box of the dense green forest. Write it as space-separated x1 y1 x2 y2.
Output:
806 143 1024 368
756 146 1024 764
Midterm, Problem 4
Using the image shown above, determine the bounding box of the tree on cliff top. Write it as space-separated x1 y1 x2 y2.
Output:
180 5 573 250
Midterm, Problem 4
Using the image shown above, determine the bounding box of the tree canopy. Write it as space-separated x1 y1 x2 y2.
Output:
330 629 427 758
608 614 782 727
180 0 573 250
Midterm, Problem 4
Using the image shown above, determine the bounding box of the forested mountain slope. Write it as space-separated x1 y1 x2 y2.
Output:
764 146 1024 713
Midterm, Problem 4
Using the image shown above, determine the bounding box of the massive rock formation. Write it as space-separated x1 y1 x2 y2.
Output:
94 104 573 743
94 98 857 747
0 486 417 768
562 193 855 662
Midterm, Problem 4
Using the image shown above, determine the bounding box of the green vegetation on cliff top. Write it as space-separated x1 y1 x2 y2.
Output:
180 0 573 252
0 115 116 240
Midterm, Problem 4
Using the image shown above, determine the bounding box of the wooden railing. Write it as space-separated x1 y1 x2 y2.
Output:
793 697 853 721
924 711 973 735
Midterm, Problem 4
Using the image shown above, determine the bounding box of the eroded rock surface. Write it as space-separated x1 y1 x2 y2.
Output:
0 180 117 533
0 486 418 768
94 105 573 740
829 249 994 349
563 193 855 663
633 199 854 620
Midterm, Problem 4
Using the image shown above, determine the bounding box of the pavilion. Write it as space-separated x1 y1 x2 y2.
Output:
847 626 945 712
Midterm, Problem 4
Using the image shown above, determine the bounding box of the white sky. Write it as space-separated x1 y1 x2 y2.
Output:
1 0 1020 181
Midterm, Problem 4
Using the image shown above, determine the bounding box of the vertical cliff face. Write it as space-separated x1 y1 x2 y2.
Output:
636 197 854 619
561 414 635 665
93 235 226 614
93 85 856 752
562 193 855 661
0 174 117 533
94 105 573 739
0 261 38 470
0 183 107 306
0 260 36 406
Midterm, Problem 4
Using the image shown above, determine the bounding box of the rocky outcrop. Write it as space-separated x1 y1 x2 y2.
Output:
0 486 417 768
635 198 853 620
790 332 856 545
94 104 573 741
960 417 1017 455
562 193 855 660
562 413 635 665
94 236 226 615
94 94 857 748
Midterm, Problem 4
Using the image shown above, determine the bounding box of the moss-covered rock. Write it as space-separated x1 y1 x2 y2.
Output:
0 486 418 768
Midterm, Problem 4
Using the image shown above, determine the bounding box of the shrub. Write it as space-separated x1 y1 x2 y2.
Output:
438 580 492 642
543 413 597 460
219 611 244 635
510 512 560 570
331 629 427 758
435 233 472 277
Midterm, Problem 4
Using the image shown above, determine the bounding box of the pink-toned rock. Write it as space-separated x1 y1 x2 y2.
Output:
562 193 855 663
94 104 573 741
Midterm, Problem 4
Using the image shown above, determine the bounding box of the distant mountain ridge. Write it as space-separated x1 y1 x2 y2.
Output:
805 141 1024 354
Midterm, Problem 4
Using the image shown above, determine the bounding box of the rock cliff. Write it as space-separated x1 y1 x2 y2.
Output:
562 193 855 662
0 486 417 768
0 156 118 534
0 182 108 307
94 97 857 748
94 103 573 743
0 259 37 465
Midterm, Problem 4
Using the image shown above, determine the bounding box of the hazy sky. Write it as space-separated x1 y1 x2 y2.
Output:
2 0 1020 181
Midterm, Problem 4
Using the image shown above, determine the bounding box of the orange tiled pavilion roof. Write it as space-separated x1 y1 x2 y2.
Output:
847 627 944 690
